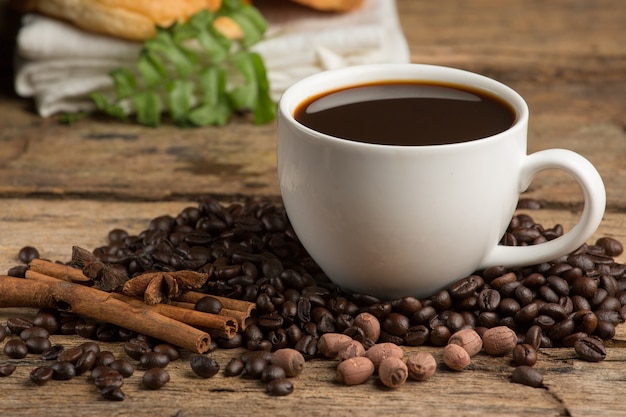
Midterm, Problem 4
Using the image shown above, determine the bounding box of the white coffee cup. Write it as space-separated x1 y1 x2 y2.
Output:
277 64 605 299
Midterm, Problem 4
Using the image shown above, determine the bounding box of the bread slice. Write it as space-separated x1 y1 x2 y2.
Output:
17 0 224 41
288 0 364 12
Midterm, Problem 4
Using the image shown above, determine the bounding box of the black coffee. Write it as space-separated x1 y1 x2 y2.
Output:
294 81 516 146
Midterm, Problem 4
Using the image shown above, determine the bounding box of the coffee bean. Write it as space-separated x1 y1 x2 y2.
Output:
124 338 152 360
51 361 76 380
94 369 124 390
100 386 126 401
511 365 543 388
33 311 60 334
110 359 135 378
478 289 501 311
449 275 482 299
96 351 117 367
57 346 84 363
574 337 606 362
142 368 170 390
224 358 245 377
4 339 28 359
153 344 180 361
18 246 40 263
25 336 52 354
6 317 34 334
266 378 294 396
596 237 623 257
195 296 223 314
190 354 220 378
75 350 98 375
261 364 287 383
382 313 410 337
42 344 65 360
30 366 53 386
0 364 16 377
139 352 170 369
512 344 537 366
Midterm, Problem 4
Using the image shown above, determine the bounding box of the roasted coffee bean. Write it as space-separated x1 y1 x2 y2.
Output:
429 325 451 346
51 361 76 380
58 346 84 363
124 338 152 360
539 303 568 322
261 364 287 383
4 339 28 359
96 323 119 342
96 351 117 367
217 333 244 349
596 237 623 257
412 305 437 325
574 337 606 361
477 312 499 328
25 336 52 354
18 246 40 263
224 358 245 377
142 368 170 390
0 364 16 377
42 344 65 360
75 322 98 339
94 369 125 390
266 378 294 396
75 350 98 375
498 298 521 317
6 317 34 334
257 313 285 331
490 272 518 289
153 344 180 361
594 320 616 339
244 356 268 379
0 325 7 343
30 366 54 386
33 311 60 334
382 313 410 337
190 354 220 378
511 365 543 388
449 275 482 299
294 334 318 359
514 285 535 306
478 289 501 311
139 352 170 369
431 290 452 311
572 277 598 298
100 386 126 401
548 318 575 341
109 359 135 378
561 332 588 348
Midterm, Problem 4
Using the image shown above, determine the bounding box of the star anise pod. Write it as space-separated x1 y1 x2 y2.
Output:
122 270 209 305
71 246 129 291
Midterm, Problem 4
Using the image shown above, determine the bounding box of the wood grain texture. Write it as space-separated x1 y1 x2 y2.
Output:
1 0 626 415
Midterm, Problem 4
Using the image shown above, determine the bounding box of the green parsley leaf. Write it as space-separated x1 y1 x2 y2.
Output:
89 0 275 127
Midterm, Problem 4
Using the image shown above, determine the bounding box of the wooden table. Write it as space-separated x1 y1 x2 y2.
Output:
1 1 626 416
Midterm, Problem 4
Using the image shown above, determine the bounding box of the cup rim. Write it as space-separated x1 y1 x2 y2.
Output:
278 63 529 150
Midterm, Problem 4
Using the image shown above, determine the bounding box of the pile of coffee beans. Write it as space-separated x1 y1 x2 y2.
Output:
3 196 626 395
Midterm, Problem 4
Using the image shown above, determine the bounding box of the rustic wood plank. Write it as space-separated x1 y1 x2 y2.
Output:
0 0 625 207
0 312 625 417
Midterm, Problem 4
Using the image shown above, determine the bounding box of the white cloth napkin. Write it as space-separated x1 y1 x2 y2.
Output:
14 0 409 117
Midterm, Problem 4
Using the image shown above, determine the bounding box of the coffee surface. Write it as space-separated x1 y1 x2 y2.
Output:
294 81 516 146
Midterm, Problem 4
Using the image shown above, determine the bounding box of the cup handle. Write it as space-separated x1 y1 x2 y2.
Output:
478 149 606 270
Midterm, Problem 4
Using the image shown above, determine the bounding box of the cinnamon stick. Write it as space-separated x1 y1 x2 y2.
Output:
112 293 238 339
170 301 254 331
3 274 211 353
28 259 256 331
29 258 91 283
175 291 257 316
